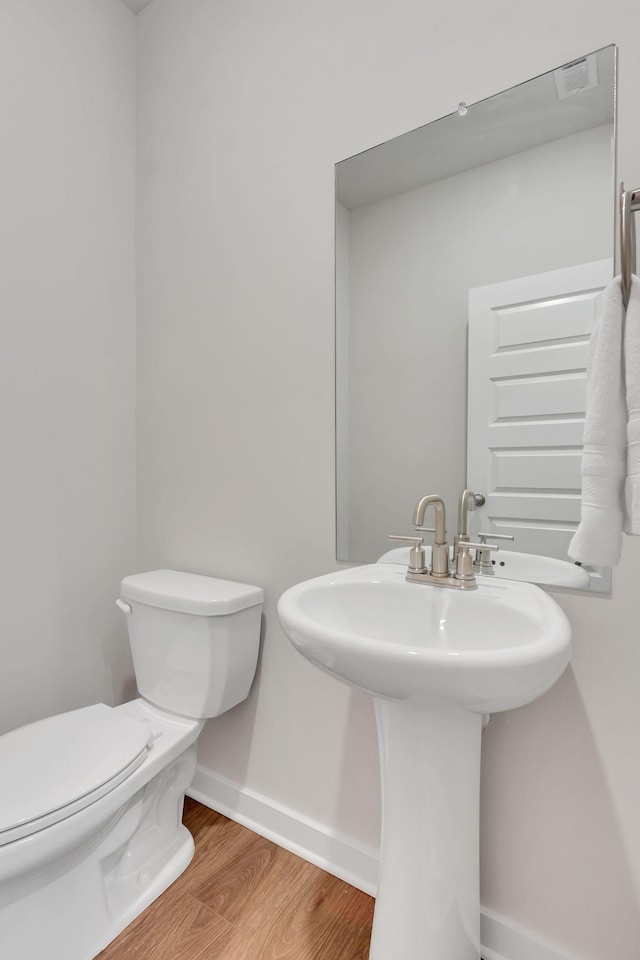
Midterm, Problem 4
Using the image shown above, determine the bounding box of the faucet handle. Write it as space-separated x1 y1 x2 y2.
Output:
471 536 504 575
414 526 436 533
388 535 427 574
454 539 499 582
477 532 514 543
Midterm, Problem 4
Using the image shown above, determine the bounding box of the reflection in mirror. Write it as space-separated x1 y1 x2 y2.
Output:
335 46 616 593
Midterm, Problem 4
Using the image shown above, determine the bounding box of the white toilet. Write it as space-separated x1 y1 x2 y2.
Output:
0 569 263 960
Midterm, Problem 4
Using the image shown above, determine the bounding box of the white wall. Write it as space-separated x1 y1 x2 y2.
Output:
136 2 640 958
345 125 613 562
0 0 137 733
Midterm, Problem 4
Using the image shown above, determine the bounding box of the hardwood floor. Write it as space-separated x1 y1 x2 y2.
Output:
97 798 375 960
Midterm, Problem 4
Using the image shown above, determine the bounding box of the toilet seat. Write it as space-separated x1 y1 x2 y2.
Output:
0 704 152 846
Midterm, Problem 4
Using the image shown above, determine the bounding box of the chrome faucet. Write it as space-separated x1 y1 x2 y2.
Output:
389 489 500 589
412 494 449 577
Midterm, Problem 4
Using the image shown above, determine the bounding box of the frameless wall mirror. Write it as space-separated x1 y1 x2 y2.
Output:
336 46 616 593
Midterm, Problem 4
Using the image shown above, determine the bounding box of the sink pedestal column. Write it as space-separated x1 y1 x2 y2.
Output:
371 696 483 960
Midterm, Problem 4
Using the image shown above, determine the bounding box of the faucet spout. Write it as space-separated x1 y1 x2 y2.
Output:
454 488 486 560
413 494 449 577
413 494 446 544
457 489 476 542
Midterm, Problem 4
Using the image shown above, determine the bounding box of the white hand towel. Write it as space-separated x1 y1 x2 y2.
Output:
624 275 640 534
569 277 627 566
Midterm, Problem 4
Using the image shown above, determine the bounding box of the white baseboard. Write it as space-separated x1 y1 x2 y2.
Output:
187 766 581 960
480 909 582 960
188 765 379 895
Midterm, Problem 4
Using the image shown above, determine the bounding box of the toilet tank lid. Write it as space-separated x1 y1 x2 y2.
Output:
120 569 264 616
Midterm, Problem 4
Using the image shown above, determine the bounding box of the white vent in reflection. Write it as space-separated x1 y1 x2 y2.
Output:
554 55 598 99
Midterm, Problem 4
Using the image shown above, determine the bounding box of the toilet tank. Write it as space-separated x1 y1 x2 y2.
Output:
119 570 264 720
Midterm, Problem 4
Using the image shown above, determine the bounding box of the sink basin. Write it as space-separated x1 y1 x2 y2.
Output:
278 563 571 713
378 544 591 589
278 564 571 960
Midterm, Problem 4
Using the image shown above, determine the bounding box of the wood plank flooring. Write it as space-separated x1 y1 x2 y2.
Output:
97 798 375 960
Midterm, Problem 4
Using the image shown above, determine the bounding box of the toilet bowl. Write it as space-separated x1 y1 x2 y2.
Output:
0 569 263 960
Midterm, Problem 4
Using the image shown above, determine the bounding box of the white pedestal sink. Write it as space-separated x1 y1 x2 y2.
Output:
277 563 571 960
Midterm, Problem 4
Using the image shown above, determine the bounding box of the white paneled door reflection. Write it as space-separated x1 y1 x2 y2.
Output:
467 259 613 592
